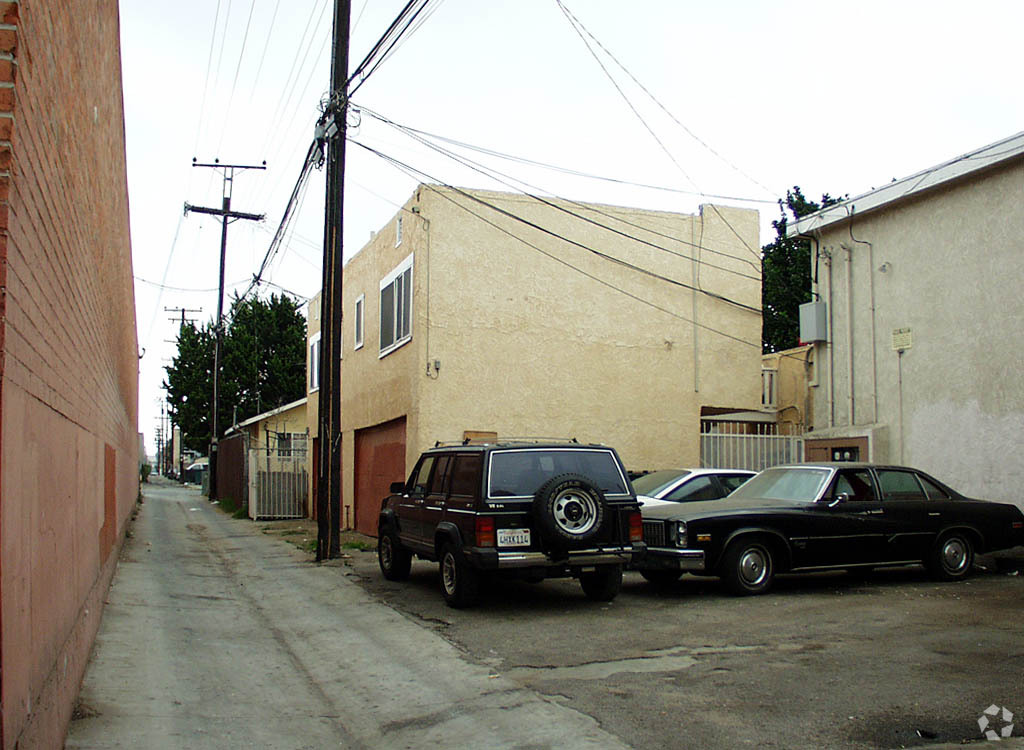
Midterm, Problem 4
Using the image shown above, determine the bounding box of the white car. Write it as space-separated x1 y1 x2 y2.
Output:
631 468 755 510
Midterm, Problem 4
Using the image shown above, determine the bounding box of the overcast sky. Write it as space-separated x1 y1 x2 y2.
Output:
120 0 1024 457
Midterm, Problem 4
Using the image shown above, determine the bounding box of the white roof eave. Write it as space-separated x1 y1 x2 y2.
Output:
787 130 1024 238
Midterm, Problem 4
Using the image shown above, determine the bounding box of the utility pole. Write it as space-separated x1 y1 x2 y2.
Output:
166 306 200 481
185 160 265 500
316 0 351 561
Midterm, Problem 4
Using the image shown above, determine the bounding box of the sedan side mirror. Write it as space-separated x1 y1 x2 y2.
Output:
827 492 851 508
390 481 406 495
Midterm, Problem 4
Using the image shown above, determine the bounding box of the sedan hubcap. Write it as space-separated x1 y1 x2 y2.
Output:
739 547 769 586
942 539 968 572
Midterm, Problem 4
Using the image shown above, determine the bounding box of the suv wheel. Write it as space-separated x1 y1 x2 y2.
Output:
533 473 607 549
440 544 482 608
579 564 623 602
378 530 412 581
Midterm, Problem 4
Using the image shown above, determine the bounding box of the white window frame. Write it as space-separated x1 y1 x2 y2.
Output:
395 215 403 246
309 333 321 392
379 253 413 358
354 294 365 350
761 368 778 410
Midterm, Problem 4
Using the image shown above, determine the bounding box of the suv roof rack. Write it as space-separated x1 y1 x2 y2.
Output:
433 436 583 448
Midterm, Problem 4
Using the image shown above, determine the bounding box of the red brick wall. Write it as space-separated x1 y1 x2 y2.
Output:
0 1 138 747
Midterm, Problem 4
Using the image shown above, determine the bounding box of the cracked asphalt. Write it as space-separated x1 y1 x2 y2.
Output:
66 476 1024 749
345 534 1024 749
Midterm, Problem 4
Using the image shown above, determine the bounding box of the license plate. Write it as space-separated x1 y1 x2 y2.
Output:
497 528 531 547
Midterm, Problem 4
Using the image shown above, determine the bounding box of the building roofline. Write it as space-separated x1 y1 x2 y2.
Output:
228 397 308 432
787 130 1024 237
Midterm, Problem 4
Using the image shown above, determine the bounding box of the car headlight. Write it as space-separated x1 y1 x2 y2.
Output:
675 521 688 548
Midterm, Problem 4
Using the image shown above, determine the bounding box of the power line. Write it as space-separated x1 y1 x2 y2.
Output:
246 0 284 105
555 0 776 199
246 0 441 310
358 105 763 279
357 113 774 204
352 140 764 325
554 0 764 264
142 212 187 350
258 0 331 160
192 0 225 157
216 0 260 156
135 275 249 294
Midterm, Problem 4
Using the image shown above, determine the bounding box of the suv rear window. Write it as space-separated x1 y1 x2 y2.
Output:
487 449 628 498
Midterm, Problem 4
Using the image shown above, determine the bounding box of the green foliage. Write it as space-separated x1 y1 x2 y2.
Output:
761 187 841 353
164 293 306 452
140 463 152 483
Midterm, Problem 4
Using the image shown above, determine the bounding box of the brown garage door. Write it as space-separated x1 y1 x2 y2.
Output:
354 416 407 537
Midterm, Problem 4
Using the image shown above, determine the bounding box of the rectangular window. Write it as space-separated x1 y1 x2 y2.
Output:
878 470 927 501
396 215 403 246
379 253 413 357
309 333 321 391
449 454 483 497
277 433 307 458
354 294 364 350
487 449 629 499
761 369 778 409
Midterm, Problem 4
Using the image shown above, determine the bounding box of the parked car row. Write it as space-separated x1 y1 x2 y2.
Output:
378 440 1024 608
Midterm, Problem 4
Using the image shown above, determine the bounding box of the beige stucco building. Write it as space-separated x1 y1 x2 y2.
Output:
310 186 762 534
760 344 814 435
788 132 1024 507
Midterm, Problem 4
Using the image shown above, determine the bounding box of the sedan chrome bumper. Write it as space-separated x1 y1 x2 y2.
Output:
642 547 706 571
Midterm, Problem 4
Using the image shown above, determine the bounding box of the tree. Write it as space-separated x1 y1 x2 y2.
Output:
761 186 841 353
164 293 307 453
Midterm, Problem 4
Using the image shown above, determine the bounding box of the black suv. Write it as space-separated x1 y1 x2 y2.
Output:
377 441 644 607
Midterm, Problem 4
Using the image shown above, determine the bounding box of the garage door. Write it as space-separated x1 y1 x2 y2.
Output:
354 416 407 537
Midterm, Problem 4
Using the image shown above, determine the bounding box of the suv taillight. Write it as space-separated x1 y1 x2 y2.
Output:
475 516 496 547
628 511 643 543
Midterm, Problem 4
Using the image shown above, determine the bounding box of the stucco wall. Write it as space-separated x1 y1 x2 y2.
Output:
334 186 760 524
808 157 1024 506
0 0 138 747
761 345 814 434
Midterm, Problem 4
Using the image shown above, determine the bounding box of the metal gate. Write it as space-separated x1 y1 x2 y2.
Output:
248 441 308 520
700 421 804 471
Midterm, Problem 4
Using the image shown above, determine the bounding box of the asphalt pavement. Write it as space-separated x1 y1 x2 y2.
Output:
64 477 628 749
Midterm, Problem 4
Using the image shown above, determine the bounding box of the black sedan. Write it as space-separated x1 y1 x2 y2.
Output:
638 463 1024 594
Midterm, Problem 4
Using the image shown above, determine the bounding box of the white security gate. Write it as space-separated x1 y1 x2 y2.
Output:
700 421 804 471
247 442 308 520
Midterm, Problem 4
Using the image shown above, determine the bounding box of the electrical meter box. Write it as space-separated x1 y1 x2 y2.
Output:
799 301 828 343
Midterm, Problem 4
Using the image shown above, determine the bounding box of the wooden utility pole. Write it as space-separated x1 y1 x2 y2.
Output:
316 0 351 561
185 160 265 499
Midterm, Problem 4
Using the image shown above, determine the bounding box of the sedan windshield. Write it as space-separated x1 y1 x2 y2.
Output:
729 467 832 503
631 470 690 497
